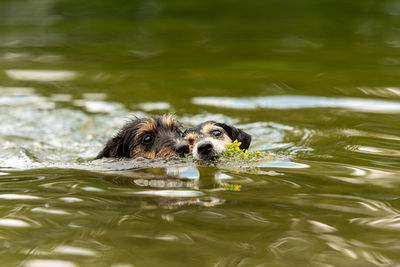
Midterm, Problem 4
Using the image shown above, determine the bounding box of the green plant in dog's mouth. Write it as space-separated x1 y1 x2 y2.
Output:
214 140 270 160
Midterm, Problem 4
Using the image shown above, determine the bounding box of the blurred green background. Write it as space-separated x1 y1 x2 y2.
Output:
1 0 399 110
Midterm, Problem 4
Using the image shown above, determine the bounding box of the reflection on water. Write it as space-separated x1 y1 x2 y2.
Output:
134 190 204 197
24 259 78 267
193 95 400 113
5 70 77 82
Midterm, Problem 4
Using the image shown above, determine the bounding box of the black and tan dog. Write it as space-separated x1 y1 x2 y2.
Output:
183 121 251 161
96 115 189 159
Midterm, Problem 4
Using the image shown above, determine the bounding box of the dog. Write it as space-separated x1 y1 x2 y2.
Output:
183 121 251 161
95 115 189 159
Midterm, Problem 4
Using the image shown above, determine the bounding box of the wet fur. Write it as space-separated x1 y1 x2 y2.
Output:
96 115 188 159
183 121 252 160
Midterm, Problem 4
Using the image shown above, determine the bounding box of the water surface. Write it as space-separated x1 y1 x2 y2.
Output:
0 0 400 266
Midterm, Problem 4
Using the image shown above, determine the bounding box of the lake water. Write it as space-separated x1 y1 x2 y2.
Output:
1 0 400 266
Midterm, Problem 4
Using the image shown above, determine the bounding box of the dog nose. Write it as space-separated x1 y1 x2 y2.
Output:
176 143 189 157
197 142 213 155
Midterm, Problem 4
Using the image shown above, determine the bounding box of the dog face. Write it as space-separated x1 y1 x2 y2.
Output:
183 121 251 161
96 115 189 159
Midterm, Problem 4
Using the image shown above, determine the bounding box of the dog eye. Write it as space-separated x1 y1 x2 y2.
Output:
187 138 194 145
212 130 222 137
142 134 153 144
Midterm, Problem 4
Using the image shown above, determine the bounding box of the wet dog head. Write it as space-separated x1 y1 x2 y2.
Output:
96 115 189 159
183 121 251 161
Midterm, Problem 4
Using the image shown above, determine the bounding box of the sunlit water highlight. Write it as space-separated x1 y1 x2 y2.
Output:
193 95 400 113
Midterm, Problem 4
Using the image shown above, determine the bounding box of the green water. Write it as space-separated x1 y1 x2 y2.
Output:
1 0 400 266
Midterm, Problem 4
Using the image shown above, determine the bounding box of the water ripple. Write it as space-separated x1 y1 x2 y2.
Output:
31 207 71 215
291 194 400 217
53 245 98 256
0 218 31 227
351 216 400 231
192 95 400 113
308 220 337 233
24 260 77 267
5 70 77 82
0 194 42 200
134 190 204 197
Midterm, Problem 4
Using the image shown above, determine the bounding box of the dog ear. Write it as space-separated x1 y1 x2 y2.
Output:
96 118 144 159
95 133 132 159
95 136 122 159
216 123 252 150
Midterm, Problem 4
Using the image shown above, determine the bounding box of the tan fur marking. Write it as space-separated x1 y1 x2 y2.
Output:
200 122 215 135
130 146 156 158
137 118 157 136
201 124 232 145
195 124 233 153
220 133 232 148
155 146 178 158
129 116 181 158
184 132 200 153
219 137 233 149
163 114 179 129
130 146 176 159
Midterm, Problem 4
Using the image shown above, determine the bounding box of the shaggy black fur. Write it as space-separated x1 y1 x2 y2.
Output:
96 116 188 159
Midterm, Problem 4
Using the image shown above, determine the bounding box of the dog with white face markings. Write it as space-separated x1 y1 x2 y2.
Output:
183 121 252 161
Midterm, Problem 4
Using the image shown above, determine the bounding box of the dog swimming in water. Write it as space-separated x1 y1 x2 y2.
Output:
183 121 252 161
96 115 189 159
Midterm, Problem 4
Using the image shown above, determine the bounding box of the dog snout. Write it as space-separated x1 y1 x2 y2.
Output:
197 142 213 155
176 143 189 157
